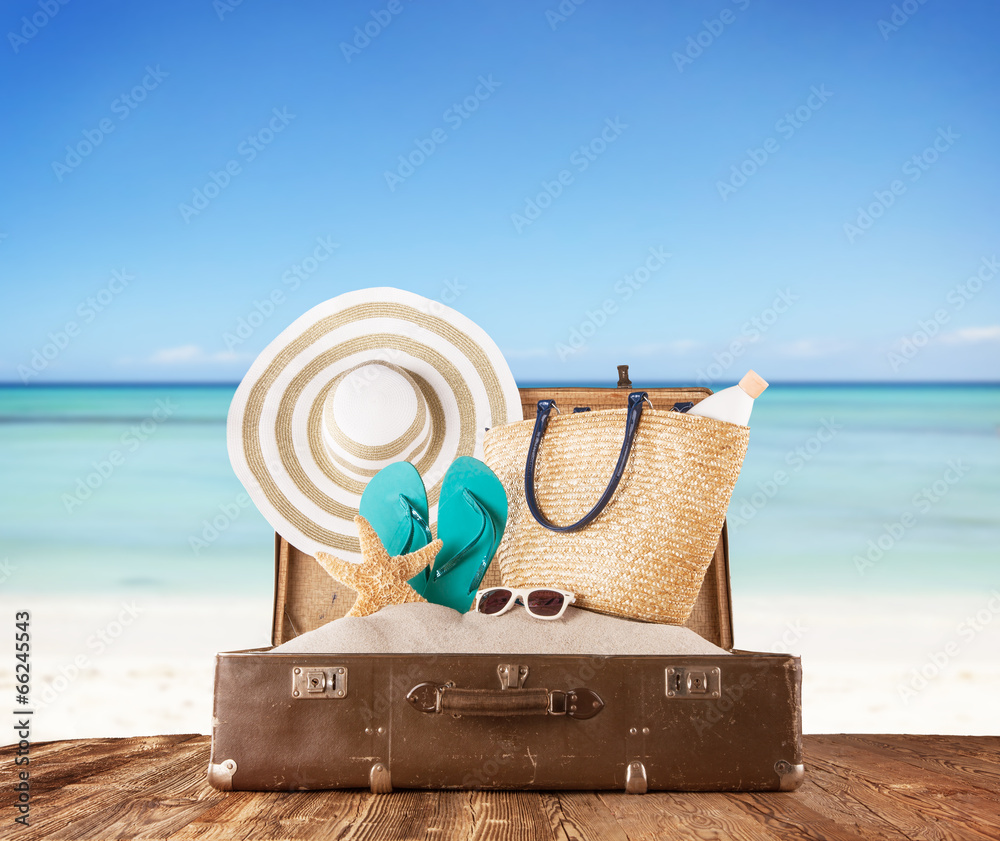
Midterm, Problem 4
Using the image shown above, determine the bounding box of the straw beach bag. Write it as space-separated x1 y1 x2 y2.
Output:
482 392 750 625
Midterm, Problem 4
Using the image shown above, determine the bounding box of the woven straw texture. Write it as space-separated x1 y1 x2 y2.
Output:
482 407 749 625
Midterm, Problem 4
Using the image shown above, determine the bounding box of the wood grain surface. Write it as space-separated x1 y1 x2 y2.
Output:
2 735 997 840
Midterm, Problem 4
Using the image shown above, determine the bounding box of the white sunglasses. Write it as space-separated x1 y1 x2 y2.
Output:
473 587 576 620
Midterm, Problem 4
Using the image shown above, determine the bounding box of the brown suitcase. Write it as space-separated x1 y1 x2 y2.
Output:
209 379 804 793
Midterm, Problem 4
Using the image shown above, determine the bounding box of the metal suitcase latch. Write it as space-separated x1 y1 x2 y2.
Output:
291 666 348 699
665 666 721 699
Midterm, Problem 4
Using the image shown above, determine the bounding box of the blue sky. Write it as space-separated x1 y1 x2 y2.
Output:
1 0 998 384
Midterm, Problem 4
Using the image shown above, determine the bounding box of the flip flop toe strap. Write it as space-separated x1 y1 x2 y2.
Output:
391 494 433 556
431 489 497 594
464 490 498 595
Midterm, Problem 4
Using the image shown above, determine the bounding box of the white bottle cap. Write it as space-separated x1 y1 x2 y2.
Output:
738 370 768 399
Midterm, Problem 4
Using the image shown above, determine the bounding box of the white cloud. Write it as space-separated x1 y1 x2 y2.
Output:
939 326 1000 344
148 345 243 365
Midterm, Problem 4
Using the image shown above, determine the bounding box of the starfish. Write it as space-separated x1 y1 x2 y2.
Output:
316 515 442 618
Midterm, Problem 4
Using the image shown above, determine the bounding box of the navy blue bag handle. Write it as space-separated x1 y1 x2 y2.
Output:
524 391 648 532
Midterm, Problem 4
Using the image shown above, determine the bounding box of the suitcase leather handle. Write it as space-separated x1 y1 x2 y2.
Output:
525 391 647 532
406 682 604 720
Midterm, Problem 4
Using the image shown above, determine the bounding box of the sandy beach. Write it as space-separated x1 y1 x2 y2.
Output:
2 590 997 744
733 590 1000 735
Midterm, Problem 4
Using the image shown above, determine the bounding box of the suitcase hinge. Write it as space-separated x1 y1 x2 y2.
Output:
291 666 348 699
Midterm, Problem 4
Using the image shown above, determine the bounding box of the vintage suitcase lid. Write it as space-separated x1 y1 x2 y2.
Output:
270 373 735 650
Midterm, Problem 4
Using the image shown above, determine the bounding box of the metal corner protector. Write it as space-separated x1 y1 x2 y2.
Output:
775 760 805 791
207 758 237 791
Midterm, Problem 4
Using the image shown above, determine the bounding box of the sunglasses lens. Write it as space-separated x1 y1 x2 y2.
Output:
526 589 565 617
478 589 512 615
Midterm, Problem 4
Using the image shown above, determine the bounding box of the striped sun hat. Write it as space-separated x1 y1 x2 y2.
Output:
227 287 523 562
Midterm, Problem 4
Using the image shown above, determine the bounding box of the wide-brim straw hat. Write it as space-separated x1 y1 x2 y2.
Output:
227 287 523 562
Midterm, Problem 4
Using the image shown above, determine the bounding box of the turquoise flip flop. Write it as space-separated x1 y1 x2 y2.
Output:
422 456 508 613
358 461 432 559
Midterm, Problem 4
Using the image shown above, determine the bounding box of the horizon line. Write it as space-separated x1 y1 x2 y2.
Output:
1 380 999 388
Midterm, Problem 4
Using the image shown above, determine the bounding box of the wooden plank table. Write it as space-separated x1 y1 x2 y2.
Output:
3 734 997 840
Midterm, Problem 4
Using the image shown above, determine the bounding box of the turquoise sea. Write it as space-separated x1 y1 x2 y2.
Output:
1 384 997 597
